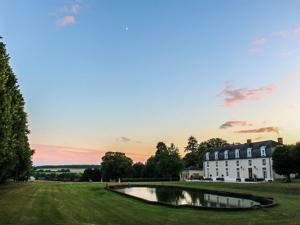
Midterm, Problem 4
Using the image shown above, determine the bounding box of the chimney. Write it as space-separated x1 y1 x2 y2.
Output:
247 139 252 144
278 137 283 145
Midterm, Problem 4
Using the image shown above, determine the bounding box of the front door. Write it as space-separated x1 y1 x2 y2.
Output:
248 168 253 179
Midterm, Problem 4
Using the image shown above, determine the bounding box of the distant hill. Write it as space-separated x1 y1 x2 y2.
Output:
35 165 101 169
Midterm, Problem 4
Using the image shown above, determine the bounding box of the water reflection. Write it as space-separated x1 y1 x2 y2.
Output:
114 186 260 208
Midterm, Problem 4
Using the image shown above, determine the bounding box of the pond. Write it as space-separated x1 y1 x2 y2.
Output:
108 185 275 209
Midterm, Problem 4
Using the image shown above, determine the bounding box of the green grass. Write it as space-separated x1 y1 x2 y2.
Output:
1 180 300 225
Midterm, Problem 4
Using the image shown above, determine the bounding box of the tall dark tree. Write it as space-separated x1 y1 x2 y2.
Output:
272 145 294 182
183 137 228 169
151 142 183 180
184 136 199 153
197 138 228 169
143 156 156 178
0 38 33 182
101 152 133 181
292 143 300 175
132 162 145 178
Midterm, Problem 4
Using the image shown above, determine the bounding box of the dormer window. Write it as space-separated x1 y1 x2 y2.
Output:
206 152 209 160
235 149 240 158
260 146 266 157
215 151 218 160
224 150 228 159
247 148 252 158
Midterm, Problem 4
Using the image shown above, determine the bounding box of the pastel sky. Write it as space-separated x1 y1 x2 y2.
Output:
1 0 300 165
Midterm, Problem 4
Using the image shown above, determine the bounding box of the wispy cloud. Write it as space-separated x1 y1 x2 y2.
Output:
219 82 277 107
280 49 293 58
294 26 300 34
61 4 81 14
287 69 300 81
235 126 279 134
271 30 289 38
57 16 76 27
52 2 83 27
220 121 252 129
252 37 267 46
117 137 131 143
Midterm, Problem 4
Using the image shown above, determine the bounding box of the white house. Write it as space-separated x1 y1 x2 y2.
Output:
203 138 284 182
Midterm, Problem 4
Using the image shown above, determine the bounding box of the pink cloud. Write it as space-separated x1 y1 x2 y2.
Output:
219 83 277 107
287 69 300 81
57 16 76 27
235 126 279 135
252 37 267 46
31 144 149 166
220 121 252 129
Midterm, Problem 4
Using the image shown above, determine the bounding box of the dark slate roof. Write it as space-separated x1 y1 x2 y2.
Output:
203 140 280 161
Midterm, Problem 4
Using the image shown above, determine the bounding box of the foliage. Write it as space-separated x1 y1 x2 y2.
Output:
80 168 101 181
272 145 295 182
144 142 183 180
101 152 133 181
132 162 145 178
292 143 300 175
0 38 33 182
183 137 228 169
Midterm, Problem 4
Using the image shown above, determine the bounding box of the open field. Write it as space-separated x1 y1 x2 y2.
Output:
1 180 300 225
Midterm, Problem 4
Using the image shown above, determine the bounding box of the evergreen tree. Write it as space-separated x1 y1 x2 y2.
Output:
0 38 33 182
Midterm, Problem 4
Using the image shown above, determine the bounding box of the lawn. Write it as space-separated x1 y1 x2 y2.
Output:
1 180 300 225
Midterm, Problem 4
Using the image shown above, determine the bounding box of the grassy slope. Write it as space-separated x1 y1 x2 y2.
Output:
1 181 300 225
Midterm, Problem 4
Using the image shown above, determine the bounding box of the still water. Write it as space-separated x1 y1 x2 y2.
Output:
114 186 261 208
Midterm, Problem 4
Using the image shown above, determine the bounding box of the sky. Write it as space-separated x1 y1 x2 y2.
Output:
1 0 300 165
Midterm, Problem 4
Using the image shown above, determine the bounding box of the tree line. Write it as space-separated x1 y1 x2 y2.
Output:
0 38 33 183
99 137 228 182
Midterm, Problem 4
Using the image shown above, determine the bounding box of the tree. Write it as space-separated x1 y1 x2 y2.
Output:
132 162 145 178
184 136 198 153
197 138 228 169
80 168 101 182
292 143 300 175
0 38 33 182
272 145 294 182
183 137 228 169
101 152 133 181
143 156 156 178
147 142 183 180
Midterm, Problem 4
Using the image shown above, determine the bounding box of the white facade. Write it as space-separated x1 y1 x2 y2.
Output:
203 157 275 181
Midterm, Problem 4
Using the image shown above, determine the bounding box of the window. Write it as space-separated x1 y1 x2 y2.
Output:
216 168 219 177
247 148 252 158
236 160 240 167
225 161 228 167
226 168 229 176
207 162 209 167
216 161 218 167
206 152 210 160
261 146 266 157
237 168 240 178
215 151 218 160
262 158 266 166
235 149 240 158
248 160 252 166
224 150 228 159
262 167 267 179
